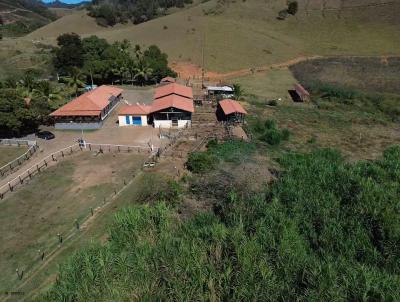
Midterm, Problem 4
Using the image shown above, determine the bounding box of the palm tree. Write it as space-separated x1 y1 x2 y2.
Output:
233 83 245 101
134 63 153 86
62 68 86 97
33 81 63 110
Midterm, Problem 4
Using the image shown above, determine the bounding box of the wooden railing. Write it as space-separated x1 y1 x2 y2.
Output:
0 142 156 200
0 140 38 178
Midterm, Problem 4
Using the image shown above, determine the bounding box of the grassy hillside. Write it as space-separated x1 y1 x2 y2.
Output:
22 0 400 72
0 0 57 37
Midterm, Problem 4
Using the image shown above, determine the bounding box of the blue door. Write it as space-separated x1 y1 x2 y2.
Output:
133 116 142 125
125 115 130 125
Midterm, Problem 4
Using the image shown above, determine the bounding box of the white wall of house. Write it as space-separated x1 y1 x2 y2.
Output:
118 115 148 126
154 119 191 128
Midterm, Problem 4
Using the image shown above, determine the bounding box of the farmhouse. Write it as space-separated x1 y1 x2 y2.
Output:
217 99 247 124
118 103 151 126
50 85 123 129
294 84 310 102
151 94 194 128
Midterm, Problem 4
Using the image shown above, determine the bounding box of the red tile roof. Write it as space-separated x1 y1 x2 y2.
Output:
50 85 123 117
219 99 247 115
294 84 310 97
118 103 151 115
151 94 194 113
160 77 176 83
154 83 193 100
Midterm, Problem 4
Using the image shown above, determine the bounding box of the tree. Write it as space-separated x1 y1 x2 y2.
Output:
33 81 63 110
62 67 86 97
287 1 298 15
54 33 84 72
143 45 177 82
233 83 245 101
134 62 154 86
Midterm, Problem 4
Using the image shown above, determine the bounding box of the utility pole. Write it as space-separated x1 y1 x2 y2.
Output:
201 31 205 89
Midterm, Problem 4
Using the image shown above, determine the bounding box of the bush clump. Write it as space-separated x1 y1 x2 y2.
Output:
187 140 255 173
250 118 290 146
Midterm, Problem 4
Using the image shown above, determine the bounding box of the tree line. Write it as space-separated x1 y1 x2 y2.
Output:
87 0 193 26
54 33 177 88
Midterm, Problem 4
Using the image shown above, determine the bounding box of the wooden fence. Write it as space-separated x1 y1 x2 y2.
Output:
0 142 156 200
0 140 38 178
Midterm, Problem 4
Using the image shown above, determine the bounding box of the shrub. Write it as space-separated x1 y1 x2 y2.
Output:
187 152 218 173
287 1 298 15
261 129 283 145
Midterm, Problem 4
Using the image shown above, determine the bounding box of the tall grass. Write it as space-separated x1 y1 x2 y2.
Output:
39 146 400 301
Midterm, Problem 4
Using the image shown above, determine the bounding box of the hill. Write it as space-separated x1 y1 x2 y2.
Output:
0 0 57 37
23 0 400 73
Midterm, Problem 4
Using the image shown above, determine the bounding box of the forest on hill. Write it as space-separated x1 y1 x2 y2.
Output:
87 0 194 26
0 0 57 36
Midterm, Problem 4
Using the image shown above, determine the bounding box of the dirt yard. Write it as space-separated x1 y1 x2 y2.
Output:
0 152 146 295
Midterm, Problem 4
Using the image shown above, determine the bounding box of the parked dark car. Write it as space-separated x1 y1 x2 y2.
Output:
36 131 55 140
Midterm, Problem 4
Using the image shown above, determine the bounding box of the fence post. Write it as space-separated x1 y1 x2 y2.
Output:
90 207 94 216
37 164 40 172
52 154 56 161
70 147 73 154
8 183 13 192
89 144 92 151
44 159 47 167
118 146 120 152
61 151 64 158
19 176 23 184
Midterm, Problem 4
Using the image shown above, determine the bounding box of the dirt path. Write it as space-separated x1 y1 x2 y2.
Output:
170 55 323 81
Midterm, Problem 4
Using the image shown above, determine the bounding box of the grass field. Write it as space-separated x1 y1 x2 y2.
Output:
0 146 28 168
0 0 398 77
0 151 146 297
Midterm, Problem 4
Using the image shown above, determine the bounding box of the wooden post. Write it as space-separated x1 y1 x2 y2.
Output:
118 146 120 152
75 219 80 230
109 145 111 152
90 207 94 216
37 164 40 172
128 147 130 153
44 159 47 167
28 170 32 179
8 183 13 192
58 233 63 244
61 151 64 157
52 154 56 161
19 176 23 184
70 147 73 154
89 144 92 151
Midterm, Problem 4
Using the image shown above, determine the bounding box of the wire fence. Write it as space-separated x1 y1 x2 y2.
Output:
0 140 38 179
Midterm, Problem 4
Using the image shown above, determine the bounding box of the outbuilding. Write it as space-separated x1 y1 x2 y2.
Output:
50 85 123 130
206 85 234 100
217 99 247 124
294 84 310 102
118 103 151 126
160 77 176 85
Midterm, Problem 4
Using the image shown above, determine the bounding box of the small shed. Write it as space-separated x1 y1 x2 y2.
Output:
294 84 310 102
118 103 151 126
160 77 176 85
206 85 234 100
217 99 247 124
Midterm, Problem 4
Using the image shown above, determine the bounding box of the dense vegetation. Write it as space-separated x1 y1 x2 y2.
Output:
0 0 57 37
39 142 400 301
54 33 176 85
308 82 400 122
187 139 255 173
0 71 73 137
87 0 193 26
